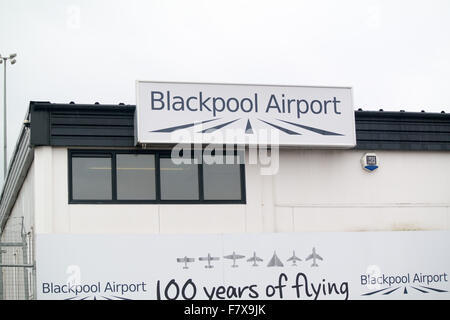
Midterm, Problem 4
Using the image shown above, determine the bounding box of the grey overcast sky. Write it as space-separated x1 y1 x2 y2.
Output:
0 0 449 174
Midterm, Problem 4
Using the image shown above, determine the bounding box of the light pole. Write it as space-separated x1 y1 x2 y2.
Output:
0 53 17 180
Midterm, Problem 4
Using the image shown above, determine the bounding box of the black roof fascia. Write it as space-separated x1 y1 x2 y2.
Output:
30 101 136 147
354 110 450 151
28 102 450 151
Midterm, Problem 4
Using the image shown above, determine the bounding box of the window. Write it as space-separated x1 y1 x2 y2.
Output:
117 154 156 200
160 158 199 200
68 150 246 204
203 161 242 200
71 155 112 200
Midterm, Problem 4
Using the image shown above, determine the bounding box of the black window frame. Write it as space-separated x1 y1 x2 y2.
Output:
68 149 246 205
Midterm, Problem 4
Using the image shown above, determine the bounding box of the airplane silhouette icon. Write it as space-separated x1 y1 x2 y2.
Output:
176 256 195 269
287 250 302 266
267 251 284 267
199 253 220 268
224 251 245 267
247 252 263 266
305 247 323 267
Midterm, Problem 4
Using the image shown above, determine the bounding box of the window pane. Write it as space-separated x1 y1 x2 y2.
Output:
117 154 156 200
72 157 112 200
203 160 242 200
160 158 199 200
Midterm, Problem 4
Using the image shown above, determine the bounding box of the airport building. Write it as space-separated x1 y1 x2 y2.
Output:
0 82 449 300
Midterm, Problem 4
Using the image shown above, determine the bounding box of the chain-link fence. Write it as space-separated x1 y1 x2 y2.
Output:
0 217 35 300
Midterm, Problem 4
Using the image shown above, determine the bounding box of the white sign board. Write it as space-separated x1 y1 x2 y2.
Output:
135 81 356 147
36 231 450 300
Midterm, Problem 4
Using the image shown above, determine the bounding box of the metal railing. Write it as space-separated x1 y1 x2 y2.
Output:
0 217 35 300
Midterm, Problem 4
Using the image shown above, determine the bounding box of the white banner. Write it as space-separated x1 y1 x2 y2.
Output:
35 231 450 300
135 81 356 147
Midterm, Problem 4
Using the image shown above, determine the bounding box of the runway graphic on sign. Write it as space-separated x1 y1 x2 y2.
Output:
151 118 343 136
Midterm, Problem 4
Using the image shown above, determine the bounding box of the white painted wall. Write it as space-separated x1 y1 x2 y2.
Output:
32 146 450 235
272 149 450 232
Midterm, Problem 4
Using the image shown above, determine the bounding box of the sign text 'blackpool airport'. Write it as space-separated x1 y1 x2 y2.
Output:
135 81 356 147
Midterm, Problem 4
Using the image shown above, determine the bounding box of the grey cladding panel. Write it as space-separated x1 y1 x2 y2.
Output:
50 136 134 147
356 121 450 133
355 141 450 151
356 131 450 142
51 113 133 126
51 126 133 137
